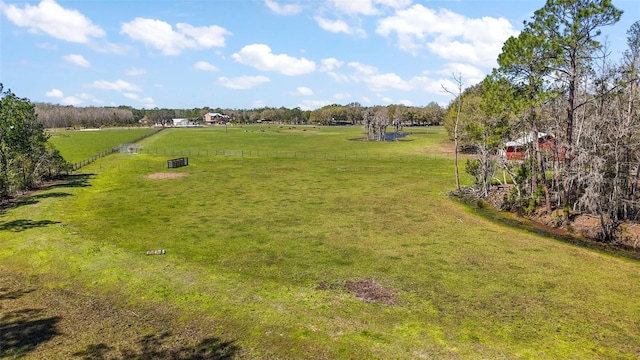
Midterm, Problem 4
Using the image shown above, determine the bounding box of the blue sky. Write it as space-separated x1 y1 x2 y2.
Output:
1 0 638 110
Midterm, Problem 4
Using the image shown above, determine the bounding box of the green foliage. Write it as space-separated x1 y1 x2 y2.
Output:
465 158 481 184
527 0 622 56
443 83 484 141
627 20 640 56
503 183 544 216
515 160 533 187
488 0 624 218
0 84 67 197
443 79 512 150
526 185 545 214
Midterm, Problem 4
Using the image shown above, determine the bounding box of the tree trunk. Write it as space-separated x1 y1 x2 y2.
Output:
454 102 461 191
532 121 552 213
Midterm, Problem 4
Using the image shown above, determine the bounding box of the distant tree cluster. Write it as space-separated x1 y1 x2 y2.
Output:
306 102 444 128
0 85 67 198
447 0 639 242
220 103 444 129
35 103 137 128
33 101 446 140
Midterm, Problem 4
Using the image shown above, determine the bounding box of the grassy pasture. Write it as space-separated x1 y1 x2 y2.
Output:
48 127 156 163
1 125 639 359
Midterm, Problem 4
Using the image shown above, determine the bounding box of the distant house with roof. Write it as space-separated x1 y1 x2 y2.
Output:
172 118 190 127
502 132 556 161
203 112 230 125
170 118 201 127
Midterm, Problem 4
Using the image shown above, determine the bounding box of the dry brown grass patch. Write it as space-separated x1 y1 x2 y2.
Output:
145 172 188 180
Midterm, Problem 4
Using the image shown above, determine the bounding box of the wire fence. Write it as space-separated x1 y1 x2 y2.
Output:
75 150 456 174
135 148 455 161
68 127 455 173
69 128 164 171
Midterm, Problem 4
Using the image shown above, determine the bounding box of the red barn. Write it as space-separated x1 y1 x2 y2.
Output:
503 132 556 161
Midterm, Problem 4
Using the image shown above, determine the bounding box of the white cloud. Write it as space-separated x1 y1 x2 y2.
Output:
364 73 413 92
218 75 271 89
60 96 82 106
125 67 146 76
327 72 350 83
1 0 105 43
376 4 518 66
298 99 332 111
90 41 130 55
78 93 101 103
329 0 378 15
296 86 313 96
334 93 351 100
346 60 462 95
44 88 83 105
374 0 412 9
437 63 485 85
348 62 378 76
319 58 343 72
45 89 63 98
314 17 365 37
328 0 410 15
265 0 301 15
37 42 57 50
90 79 141 92
176 23 229 48
194 61 218 72
231 44 316 76
62 53 90 68
120 18 231 55
412 76 459 95
314 16 349 34
123 93 156 108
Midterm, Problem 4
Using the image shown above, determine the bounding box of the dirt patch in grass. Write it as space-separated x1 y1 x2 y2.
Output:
317 279 397 305
345 279 397 305
145 172 188 180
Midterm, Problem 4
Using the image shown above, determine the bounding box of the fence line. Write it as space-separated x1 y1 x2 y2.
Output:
69 147 455 175
70 128 164 171
137 148 454 161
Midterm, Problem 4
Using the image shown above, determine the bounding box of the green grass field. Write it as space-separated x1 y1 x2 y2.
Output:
1 126 639 359
47 127 157 163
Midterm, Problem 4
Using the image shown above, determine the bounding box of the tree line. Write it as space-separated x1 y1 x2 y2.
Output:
446 0 639 242
33 102 445 130
0 85 67 199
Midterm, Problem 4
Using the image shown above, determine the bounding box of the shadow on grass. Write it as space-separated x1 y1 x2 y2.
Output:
72 332 239 360
0 219 61 232
46 173 95 189
0 287 35 300
0 192 72 216
464 199 640 261
0 309 61 358
0 174 92 216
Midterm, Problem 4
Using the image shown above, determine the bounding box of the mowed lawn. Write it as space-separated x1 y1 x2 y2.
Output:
47 127 157 163
1 126 639 359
